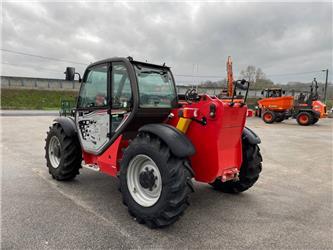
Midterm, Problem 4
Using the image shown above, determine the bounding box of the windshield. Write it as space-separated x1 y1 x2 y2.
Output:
134 64 176 108
77 65 108 108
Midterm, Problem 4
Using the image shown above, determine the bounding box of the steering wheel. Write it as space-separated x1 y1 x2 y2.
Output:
185 88 199 103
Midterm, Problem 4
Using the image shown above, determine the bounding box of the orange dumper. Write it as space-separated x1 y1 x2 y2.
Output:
256 80 327 126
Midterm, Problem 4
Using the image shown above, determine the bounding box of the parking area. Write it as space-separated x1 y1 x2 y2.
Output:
1 116 332 249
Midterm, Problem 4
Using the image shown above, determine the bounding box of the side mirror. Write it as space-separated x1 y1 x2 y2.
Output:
64 67 82 82
65 67 75 81
261 90 264 95
282 90 286 94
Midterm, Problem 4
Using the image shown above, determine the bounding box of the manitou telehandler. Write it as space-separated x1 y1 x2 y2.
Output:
45 57 262 228
257 79 327 125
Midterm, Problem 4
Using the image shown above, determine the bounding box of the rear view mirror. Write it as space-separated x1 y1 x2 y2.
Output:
65 67 75 81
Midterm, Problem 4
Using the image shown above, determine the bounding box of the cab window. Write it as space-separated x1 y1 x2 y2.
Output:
134 64 176 108
78 64 108 108
112 63 132 109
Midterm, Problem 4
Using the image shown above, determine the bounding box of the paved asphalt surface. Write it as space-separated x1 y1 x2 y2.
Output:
1 116 332 249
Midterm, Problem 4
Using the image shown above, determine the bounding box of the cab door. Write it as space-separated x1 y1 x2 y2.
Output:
75 63 110 155
109 62 133 137
75 62 133 155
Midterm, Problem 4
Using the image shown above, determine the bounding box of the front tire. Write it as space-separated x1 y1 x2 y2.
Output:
120 132 194 228
45 123 82 181
262 111 276 124
210 141 262 193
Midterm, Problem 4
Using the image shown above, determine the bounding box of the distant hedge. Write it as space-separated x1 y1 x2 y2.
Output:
1 88 77 110
1 88 331 110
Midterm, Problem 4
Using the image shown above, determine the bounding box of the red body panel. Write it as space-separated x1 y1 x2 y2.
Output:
168 95 247 183
82 95 247 184
82 136 125 176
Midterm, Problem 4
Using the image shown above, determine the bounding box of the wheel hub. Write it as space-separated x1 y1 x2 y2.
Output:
53 145 60 158
265 114 272 120
126 154 162 207
48 136 61 169
300 115 308 123
139 168 157 190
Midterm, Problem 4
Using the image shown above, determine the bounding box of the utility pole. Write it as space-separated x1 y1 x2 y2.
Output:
322 69 329 104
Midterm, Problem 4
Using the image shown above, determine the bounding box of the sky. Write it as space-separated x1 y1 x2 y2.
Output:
1 1 332 85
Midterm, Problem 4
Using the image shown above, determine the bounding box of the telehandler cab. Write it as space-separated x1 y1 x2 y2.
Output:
45 57 262 228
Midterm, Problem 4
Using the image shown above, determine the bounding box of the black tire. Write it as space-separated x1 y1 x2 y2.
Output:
210 141 262 193
296 112 313 126
262 111 276 124
312 117 319 124
45 123 82 181
119 132 194 228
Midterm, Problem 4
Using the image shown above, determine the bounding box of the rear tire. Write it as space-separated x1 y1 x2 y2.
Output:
120 132 194 228
45 123 82 181
210 141 262 193
296 112 313 126
262 111 276 124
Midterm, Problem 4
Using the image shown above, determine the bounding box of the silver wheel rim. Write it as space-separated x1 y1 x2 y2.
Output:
48 136 61 169
127 154 162 207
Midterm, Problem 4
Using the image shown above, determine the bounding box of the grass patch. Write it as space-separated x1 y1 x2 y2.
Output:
1 88 78 110
1 88 331 111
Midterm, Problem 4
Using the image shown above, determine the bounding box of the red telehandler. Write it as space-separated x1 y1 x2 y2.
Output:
45 57 262 228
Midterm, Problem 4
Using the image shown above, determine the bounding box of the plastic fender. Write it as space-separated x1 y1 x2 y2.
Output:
53 117 77 137
139 123 195 158
242 127 261 145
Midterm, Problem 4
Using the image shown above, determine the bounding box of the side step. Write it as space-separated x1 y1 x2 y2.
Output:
81 161 100 172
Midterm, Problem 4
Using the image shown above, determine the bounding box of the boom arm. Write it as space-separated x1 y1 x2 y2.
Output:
226 56 234 97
